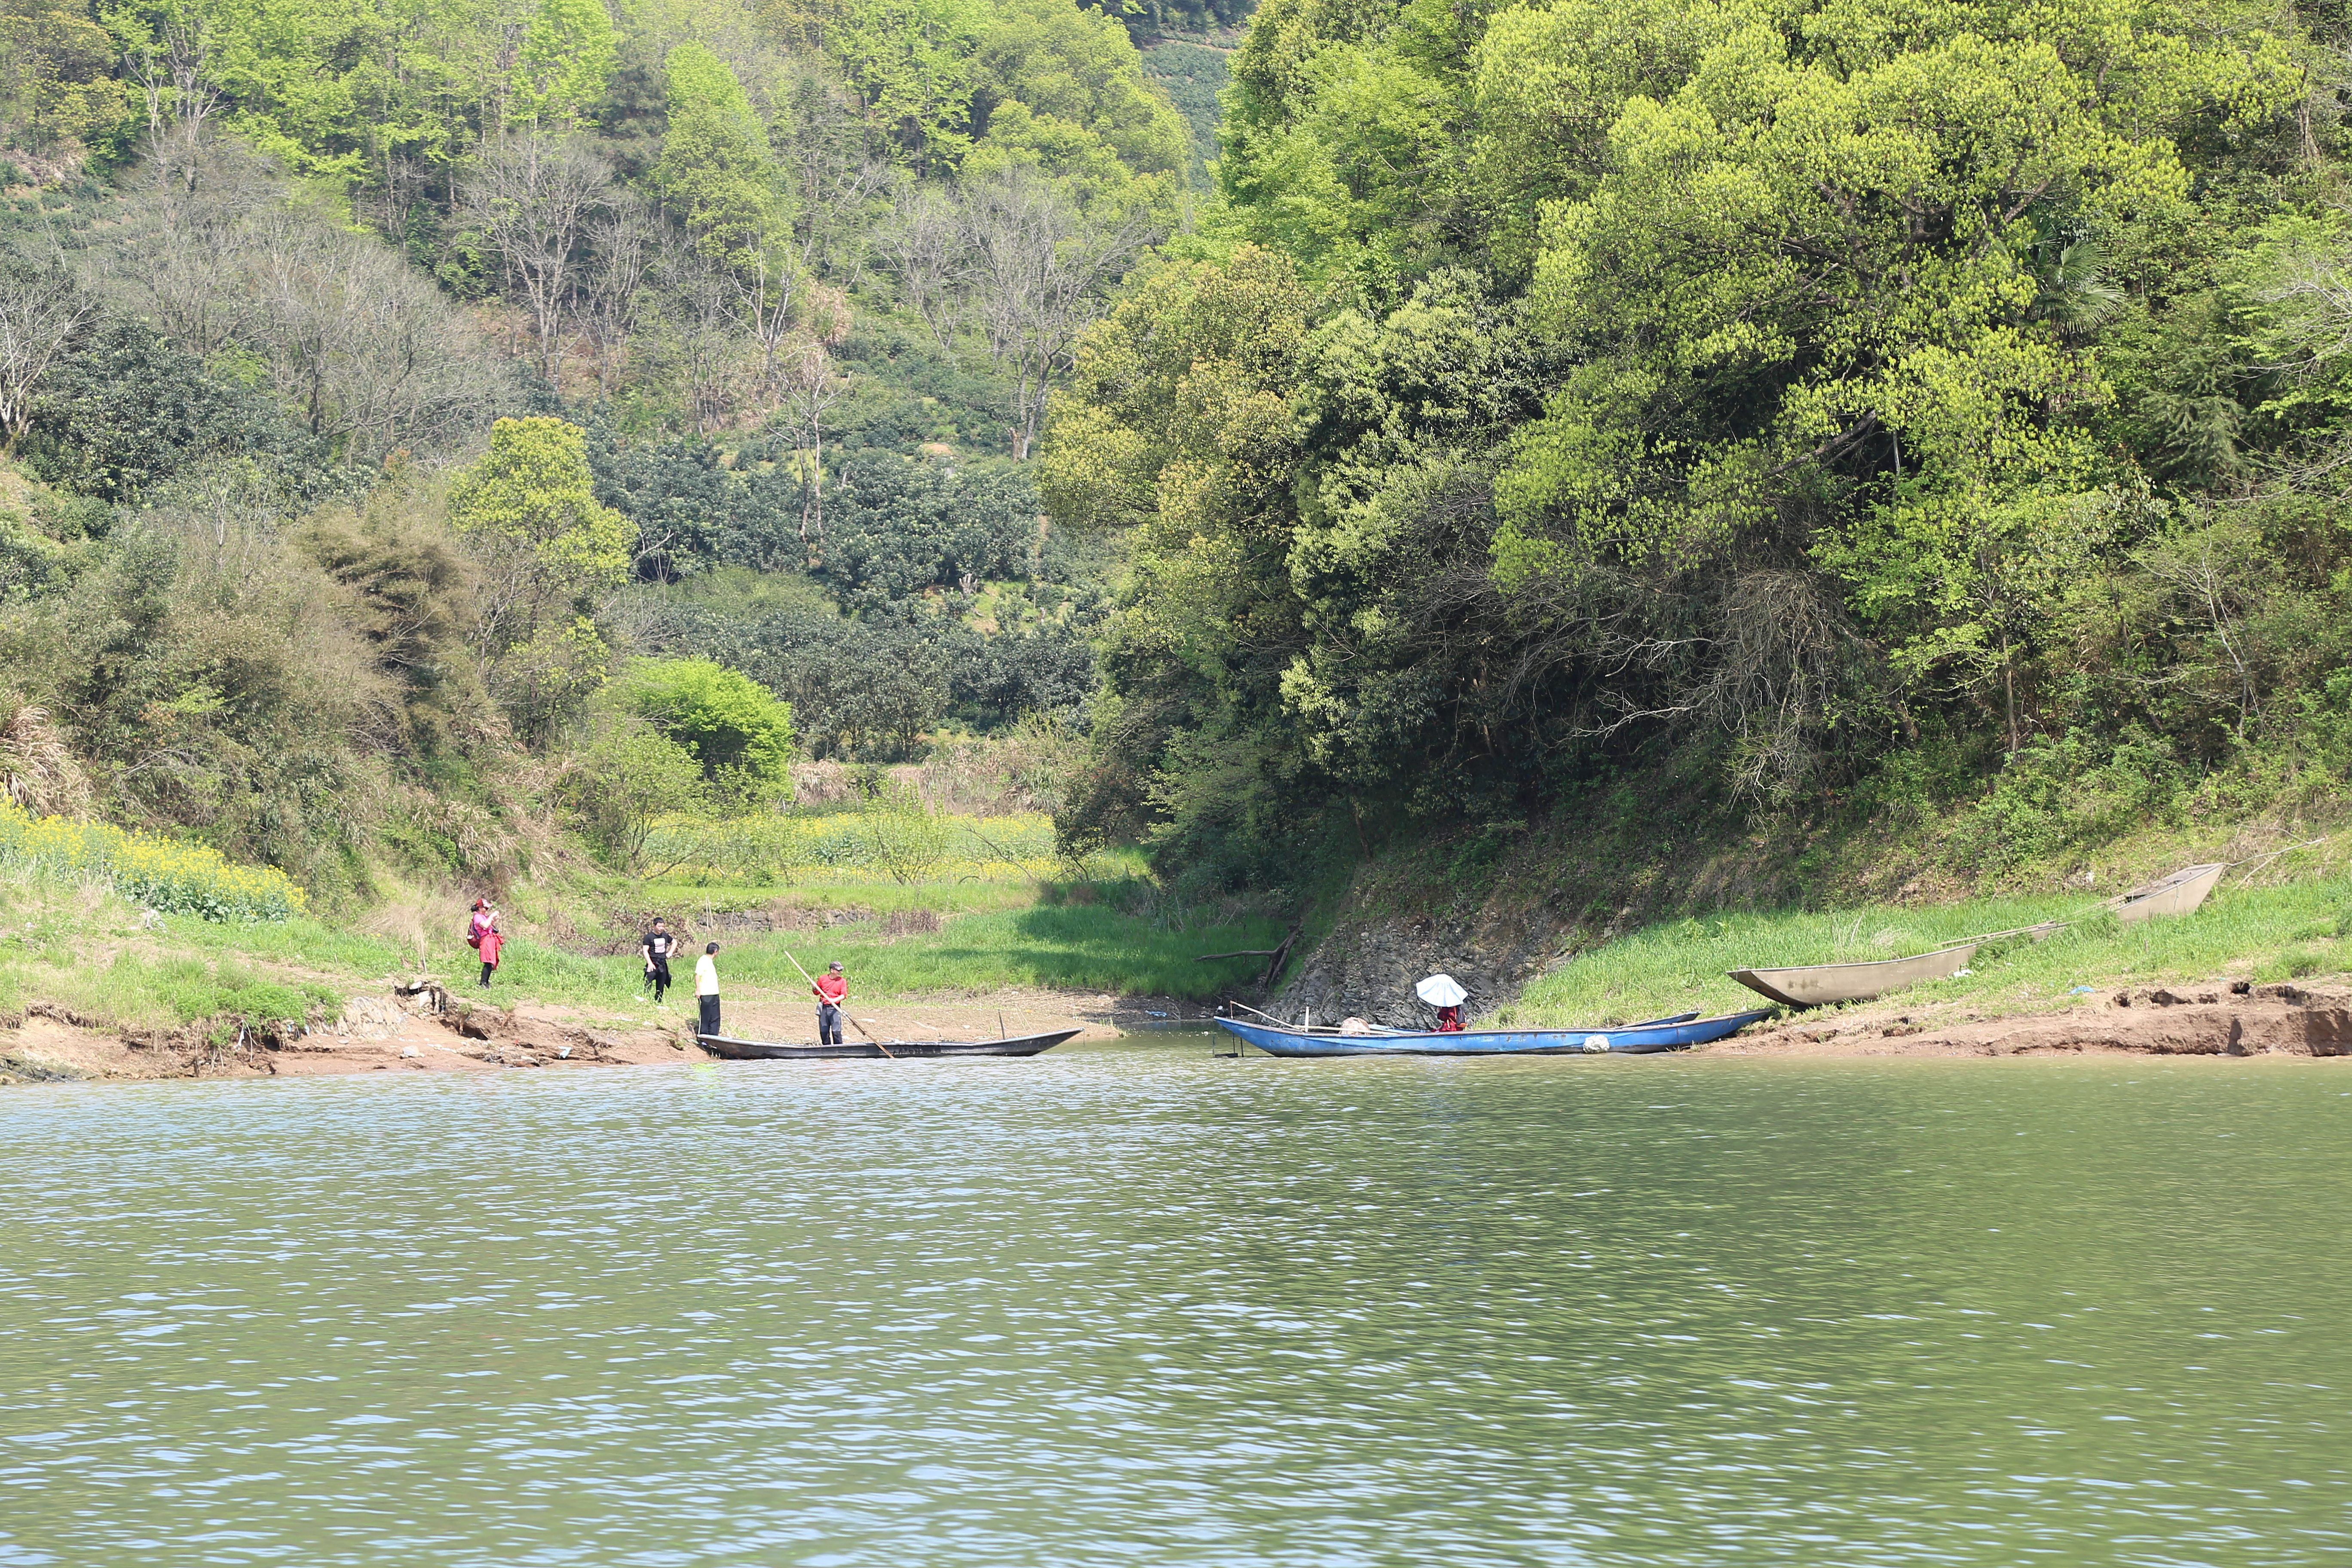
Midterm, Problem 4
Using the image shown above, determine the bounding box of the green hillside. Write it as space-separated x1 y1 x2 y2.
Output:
1043 0 2352 918
0 0 1190 904
5 0 2352 1041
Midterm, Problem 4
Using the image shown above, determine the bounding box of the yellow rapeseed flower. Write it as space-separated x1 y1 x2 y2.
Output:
0 801 306 922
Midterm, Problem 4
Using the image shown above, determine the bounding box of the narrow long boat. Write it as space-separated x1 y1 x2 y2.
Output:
2107 862 2226 924
1730 944 1977 1008
696 1027 1081 1061
1213 1010 1770 1058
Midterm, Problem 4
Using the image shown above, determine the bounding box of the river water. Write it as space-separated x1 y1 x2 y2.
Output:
1 1042 2346 1566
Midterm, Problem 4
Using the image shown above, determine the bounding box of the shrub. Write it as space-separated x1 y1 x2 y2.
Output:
556 723 707 869
606 656 795 808
860 780 951 883
642 814 816 885
0 801 307 921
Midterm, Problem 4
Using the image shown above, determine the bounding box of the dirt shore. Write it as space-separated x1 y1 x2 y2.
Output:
1699 980 2352 1059
10 978 2350 1084
0 984 1222 1085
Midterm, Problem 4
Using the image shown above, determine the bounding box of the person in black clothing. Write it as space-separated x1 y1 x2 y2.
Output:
641 918 677 1004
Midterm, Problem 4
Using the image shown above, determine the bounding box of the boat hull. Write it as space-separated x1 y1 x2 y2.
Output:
1730 945 1977 1008
1214 1011 1770 1058
697 1028 1081 1061
2111 863 2225 924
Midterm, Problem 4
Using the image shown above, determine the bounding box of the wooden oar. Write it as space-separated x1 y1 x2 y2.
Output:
781 947 894 1059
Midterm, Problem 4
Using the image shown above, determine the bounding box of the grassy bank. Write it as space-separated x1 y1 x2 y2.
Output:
1494 870 2352 1028
14 782 2351 1049
0 832 1286 1037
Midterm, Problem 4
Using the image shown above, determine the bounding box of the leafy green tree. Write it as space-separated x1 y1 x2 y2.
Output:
448 416 636 687
606 656 796 806
825 0 990 170
559 719 707 868
968 0 1189 202
0 0 122 156
655 44 792 269
450 416 635 600
510 0 617 127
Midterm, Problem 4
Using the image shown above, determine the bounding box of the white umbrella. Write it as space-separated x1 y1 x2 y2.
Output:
1415 973 1467 1008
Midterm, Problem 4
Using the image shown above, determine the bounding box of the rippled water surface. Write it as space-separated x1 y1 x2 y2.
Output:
3 1044 2349 1566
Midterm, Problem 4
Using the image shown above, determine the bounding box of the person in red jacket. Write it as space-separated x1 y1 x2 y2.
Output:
466 897 503 988
1434 1004 1464 1033
813 961 848 1045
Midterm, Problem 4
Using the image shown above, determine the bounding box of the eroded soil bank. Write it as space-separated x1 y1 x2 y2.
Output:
12 979 2352 1084
0 985 1222 1085
1701 982 2352 1059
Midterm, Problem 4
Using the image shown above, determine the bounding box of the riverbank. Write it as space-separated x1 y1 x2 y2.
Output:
0 983 1225 1084
16 970 2352 1084
10 804 2352 1085
0 836 1277 1085
1698 980 2352 1059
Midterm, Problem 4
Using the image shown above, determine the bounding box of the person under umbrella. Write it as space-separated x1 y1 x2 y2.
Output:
1416 972 1468 1033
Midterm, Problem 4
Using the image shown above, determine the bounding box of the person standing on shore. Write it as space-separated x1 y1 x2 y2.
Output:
641 918 677 1005
813 960 847 1045
695 942 721 1040
467 898 503 989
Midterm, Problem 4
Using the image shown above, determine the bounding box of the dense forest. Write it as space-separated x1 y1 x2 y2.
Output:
4 0 2350 912
1044 0 2352 895
0 0 1196 897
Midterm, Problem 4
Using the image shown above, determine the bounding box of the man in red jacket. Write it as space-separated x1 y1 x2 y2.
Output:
814 961 848 1045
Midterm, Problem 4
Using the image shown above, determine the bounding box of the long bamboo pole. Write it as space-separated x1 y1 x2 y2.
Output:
781 947 894 1059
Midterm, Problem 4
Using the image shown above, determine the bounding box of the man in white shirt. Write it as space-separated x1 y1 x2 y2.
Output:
695 942 721 1040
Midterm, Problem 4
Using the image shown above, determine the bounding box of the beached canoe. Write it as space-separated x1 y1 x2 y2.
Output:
2107 862 2226 924
1213 1010 1770 1058
1730 945 1977 1008
696 1028 1081 1061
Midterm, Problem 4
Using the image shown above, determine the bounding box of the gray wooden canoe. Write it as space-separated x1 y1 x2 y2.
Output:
2106 862 2226 924
696 1028 1080 1060
1729 944 1978 1008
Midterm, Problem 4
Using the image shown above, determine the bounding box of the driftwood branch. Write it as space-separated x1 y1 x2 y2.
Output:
1194 948 1281 962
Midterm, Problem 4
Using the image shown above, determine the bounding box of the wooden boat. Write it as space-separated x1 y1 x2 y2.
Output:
2106 862 2226 924
1213 1010 1770 1058
1730 944 1977 1008
696 1027 1081 1061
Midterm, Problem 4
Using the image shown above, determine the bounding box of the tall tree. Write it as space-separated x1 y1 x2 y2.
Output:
959 167 1157 458
655 43 805 394
509 0 619 127
0 255 90 452
464 132 614 383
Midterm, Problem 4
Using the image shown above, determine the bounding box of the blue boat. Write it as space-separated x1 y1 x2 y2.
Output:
1213 1008 1774 1057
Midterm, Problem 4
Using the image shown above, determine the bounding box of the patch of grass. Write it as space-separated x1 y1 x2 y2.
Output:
683 904 1291 1000
640 810 1090 891
1495 876 2352 1026
439 903 1289 1012
0 946 344 1030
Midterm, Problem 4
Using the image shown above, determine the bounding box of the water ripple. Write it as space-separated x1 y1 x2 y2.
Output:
0 1048 2346 1565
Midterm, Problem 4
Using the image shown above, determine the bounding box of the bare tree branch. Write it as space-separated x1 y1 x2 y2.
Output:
463 132 614 385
